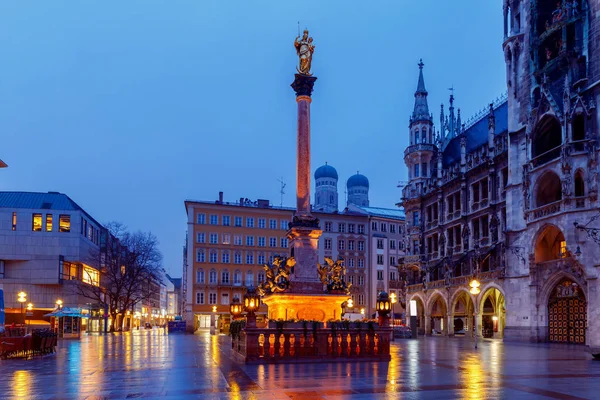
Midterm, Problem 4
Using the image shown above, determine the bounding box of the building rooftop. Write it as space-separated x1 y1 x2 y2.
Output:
350 205 406 220
0 191 103 227
442 99 508 167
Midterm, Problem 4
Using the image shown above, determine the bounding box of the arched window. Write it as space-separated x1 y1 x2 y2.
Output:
221 270 230 284
535 171 562 207
196 268 205 284
246 270 254 286
532 116 562 159
234 269 242 285
209 269 217 284
572 113 585 141
534 225 566 262
575 170 585 197
415 129 420 144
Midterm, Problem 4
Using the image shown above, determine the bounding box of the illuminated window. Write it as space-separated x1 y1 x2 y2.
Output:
83 265 100 286
59 215 71 232
32 213 42 231
46 214 53 232
12 212 16 231
560 240 567 258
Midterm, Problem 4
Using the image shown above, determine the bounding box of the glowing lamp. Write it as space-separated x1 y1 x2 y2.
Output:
17 291 27 303
212 306 217 313
409 300 417 317
469 278 480 289
229 297 242 318
360 308 365 315
26 303 33 311
492 315 498 322
56 299 63 309
376 291 391 317
347 298 354 308
243 286 260 316
390 292 397 304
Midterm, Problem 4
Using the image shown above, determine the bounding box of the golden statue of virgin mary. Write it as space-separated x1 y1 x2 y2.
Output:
294 29 315 75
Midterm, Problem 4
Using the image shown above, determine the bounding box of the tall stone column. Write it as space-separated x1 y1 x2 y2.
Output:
287 73 323 293
291 74 318 219
447 313 455 336
424 313 432 336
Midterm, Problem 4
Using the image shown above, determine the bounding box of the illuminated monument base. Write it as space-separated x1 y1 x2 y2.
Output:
262 293 348 321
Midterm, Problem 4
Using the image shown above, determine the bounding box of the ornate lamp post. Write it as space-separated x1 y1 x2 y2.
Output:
244 287 260 328
17 291 27 326
26 303 33 329
56 299 63 310
229 298 242 321
390 292 397 341
469 245 481 349
376 291 391 327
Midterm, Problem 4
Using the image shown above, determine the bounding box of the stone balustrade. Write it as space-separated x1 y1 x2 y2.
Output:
232 324 392 364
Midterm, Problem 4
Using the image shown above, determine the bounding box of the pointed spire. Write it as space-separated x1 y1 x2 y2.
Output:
411 59 431 123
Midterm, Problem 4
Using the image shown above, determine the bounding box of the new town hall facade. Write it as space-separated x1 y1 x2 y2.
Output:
399 0 600 353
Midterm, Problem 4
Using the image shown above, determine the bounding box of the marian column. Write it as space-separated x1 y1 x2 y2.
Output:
261 30 348 321
287 29 322 292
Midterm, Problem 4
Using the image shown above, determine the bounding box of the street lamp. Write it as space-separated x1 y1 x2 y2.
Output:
390 292 397 341
17 291 27 326
229 298 242 320
376 292 391 327
243 286 260 328
26 303 33 328
469 278 481 295
360 308 365 316
56 299 63 310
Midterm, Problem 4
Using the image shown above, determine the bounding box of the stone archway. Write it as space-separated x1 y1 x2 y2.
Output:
426 291 448 336
450 289 475 337
478 285 506 339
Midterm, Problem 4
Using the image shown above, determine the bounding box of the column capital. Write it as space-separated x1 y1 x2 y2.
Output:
291 74 318 97
296 95 312 103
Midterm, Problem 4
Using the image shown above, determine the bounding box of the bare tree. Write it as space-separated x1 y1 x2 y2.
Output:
73 222 164 331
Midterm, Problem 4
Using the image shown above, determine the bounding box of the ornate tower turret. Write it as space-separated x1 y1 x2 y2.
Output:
405 60 435 186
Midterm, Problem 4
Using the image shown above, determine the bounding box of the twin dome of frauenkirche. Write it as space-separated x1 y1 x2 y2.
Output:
314 164 338 180
314 164 369 188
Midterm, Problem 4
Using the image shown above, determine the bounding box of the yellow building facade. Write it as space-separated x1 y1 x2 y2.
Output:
185 198 294 331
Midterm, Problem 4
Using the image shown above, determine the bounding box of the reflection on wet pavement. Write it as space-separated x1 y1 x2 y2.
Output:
1 329 599 399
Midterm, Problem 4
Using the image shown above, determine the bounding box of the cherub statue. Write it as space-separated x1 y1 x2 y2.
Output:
317 262 329 285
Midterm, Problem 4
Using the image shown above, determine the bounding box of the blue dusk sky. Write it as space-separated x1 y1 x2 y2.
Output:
0 1 506 276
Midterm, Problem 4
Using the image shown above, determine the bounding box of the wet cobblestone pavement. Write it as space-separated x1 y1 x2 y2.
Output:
1 329 599 399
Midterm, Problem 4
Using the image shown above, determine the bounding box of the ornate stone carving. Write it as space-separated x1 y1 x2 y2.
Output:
522 164 531 212
258 256 296 295
291 74 318 98
317 257 351 294
288 215 320 229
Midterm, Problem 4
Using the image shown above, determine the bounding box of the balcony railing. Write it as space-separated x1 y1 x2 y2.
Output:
472 202 480 212
404 143 436 157
232 324 392 363
530 146 561 169
528 200 562 222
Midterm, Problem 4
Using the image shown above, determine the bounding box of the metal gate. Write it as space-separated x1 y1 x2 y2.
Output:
548 280 586 344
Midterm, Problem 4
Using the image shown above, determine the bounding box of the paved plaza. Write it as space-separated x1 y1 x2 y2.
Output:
1 330 600 399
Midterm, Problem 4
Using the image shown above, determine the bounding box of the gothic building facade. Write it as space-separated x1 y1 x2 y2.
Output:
400 0 600 354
